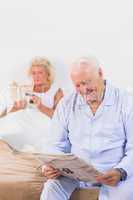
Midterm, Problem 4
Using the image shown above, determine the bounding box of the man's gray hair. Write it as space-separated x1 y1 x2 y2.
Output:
72 55 100 71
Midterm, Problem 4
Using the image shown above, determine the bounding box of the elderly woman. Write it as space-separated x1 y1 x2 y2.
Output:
0 57 63 152
2 57 63 118
0 58 64 200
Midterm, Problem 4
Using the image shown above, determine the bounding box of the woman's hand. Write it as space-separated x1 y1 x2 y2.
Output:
31 95 42 107
10 100 27 112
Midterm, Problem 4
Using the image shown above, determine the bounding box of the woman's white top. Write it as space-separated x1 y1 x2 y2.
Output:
0 83 60 153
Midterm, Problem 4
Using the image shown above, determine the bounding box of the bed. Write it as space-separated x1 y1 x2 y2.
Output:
0 140 99 200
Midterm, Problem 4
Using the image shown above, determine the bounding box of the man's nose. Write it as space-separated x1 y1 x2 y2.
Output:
84 87 93 93
34 75 40 78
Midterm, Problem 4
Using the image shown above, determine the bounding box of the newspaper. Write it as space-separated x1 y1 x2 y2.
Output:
36 153 102 183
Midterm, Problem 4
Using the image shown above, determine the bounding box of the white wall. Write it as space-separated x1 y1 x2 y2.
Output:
0 0 133 93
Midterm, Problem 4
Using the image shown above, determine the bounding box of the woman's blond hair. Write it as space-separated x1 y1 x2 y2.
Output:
29 57 55 85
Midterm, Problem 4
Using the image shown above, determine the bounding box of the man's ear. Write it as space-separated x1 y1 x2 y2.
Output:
98 67 103 78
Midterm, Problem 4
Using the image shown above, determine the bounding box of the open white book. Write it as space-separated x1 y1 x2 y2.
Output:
36 153 102 183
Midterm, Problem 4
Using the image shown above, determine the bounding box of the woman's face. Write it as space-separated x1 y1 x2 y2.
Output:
31 66 49 86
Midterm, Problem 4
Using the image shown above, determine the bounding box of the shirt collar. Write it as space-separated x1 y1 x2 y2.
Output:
103 80 115 106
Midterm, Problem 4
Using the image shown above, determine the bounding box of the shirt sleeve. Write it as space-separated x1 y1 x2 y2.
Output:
46 97 71 154
114 94 133 178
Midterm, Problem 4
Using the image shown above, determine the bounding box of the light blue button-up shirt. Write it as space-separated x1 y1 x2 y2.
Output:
50 80 133 178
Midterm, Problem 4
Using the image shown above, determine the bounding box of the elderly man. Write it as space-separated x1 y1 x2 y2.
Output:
40 56 133 200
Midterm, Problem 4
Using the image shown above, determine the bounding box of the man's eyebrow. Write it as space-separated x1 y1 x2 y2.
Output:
80 80 91 84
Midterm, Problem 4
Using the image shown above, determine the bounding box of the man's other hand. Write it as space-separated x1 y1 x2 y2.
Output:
42 165 61 179
96 169 121 186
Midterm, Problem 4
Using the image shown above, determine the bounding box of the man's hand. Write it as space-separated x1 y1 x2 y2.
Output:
42 165 61 179
96 169 121 186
